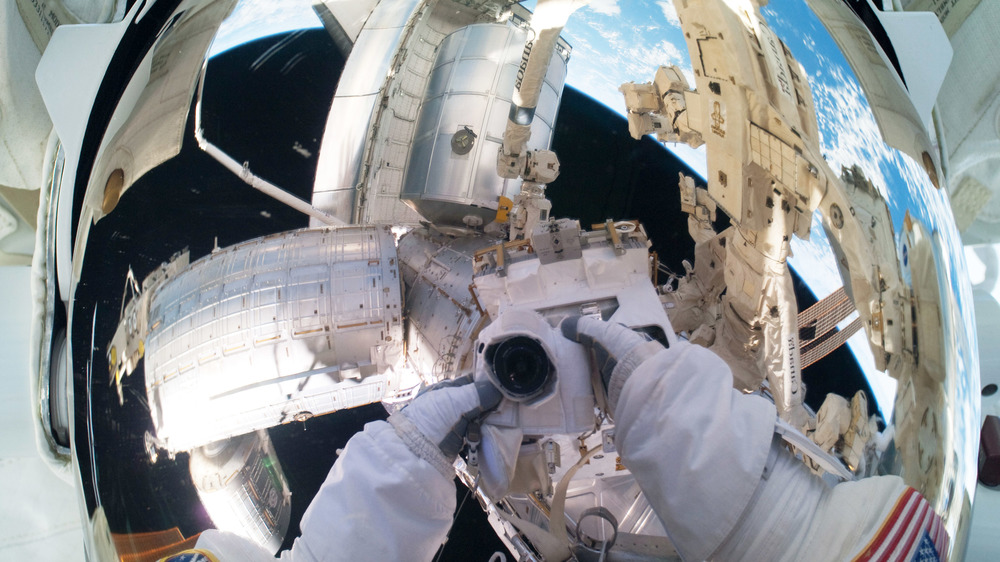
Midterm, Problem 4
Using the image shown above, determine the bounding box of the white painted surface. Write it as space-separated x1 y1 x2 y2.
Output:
963 242 1000 557
0 266 83 559
876 9 952 126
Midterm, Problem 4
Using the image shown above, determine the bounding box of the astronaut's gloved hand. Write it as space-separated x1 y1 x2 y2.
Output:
389 375 503 479
560 316 664 414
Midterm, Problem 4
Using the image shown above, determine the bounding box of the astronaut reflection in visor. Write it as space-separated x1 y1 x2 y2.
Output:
183 316 946 562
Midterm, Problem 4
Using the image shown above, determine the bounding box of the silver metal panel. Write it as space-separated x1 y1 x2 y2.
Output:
535 77 561 126
189 430 291 554
145 226 403 452
364 0 420 29
398 228 499 380
401 23 569 226
543 47 568 92
435 24 463 62
310 180 362 225
314 0 379 41
462 23 510 57
425 60 453 100
335 26 407 97
451 58 501 92
352 5 461 225
75 0 235 224
311 0 422 221
429 93 490 201
311 95 377 223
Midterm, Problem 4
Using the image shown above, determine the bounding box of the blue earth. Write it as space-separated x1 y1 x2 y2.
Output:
74 0 979 557
556 0 976 430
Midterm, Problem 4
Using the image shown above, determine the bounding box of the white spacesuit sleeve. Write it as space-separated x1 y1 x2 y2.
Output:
612 340 777 562
613 340 947 562
195 420 456 561
711 448 945 562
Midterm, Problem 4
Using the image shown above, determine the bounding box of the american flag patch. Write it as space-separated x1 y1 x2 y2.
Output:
853 487 948 561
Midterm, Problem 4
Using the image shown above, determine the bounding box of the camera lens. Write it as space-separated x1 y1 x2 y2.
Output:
487 336 552 400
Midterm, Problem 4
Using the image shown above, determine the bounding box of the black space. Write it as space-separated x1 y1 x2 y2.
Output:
791 272 880 421
547 89 729 275
73 29 344 540
70 26 869 561
545 88 873 418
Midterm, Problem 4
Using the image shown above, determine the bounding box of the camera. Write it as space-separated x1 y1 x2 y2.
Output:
484 335 553 401
475 308 596 435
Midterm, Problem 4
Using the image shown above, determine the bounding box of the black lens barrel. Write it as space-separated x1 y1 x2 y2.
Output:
487 336 552 400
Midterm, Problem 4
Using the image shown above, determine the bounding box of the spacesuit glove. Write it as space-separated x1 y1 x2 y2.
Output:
560 315 664 414
389 375 503 479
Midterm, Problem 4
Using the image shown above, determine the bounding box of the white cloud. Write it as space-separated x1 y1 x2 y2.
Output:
665 142 707 179
562 12 692 131
808 67 895 207
789 214 840 299
594 24 621 44
210 0 320 56
657 1 681 28
588 0 621 16
788 214 894 419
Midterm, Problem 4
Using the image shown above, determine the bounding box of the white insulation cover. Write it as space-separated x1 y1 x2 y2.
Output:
145 226 403 452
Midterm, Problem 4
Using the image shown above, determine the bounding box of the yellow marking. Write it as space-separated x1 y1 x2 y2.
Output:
160 549 221 562
606 219 622 248
871 310 883 332
711 100 726 137
496 196 513 222
472 239 530 258
467 284 485 316
590 219 639 231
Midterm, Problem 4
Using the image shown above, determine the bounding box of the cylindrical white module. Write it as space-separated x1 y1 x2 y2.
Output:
397 227 499 381
189 430 291 554
144 226 403 453
400 23 568 228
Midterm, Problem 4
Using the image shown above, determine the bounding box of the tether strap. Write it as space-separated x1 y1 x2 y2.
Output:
588 349 610 416
492 444 603 561
575 506 619 555
551 445 603 545
774 417 855 481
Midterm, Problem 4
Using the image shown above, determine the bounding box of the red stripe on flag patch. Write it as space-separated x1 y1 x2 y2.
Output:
853 487 947 561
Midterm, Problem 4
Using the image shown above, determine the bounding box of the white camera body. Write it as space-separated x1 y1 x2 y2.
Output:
470 223 675 436
475 308 595 435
